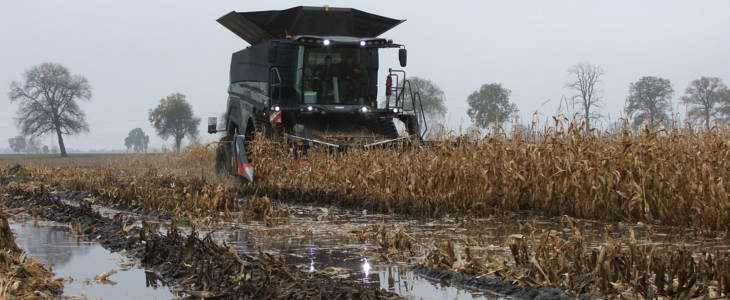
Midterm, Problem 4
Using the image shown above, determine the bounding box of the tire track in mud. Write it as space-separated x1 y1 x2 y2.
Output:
2 184 398 299
410 265 587 300
2 167 589 300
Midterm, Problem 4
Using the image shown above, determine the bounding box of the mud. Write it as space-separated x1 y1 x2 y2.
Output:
10 220 174 299
411 265 588 300
6 164 727 299
2 184 399 299
0 212 63 299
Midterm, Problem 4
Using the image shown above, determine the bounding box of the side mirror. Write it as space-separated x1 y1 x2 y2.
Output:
398 48 407 67
207 117 217 134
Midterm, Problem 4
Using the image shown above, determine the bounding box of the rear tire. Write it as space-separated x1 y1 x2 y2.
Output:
373 117 399 139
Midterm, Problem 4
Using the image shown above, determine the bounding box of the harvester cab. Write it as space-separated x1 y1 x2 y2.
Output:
208 6 425 181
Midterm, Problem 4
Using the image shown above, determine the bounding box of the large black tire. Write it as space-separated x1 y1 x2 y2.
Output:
215 137 235 176
373 117 399 139
398 114 420 138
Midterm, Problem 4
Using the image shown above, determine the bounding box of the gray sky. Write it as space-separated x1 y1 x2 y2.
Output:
2 0 730 151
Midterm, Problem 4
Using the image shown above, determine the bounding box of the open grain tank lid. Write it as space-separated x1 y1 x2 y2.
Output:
217 6 405 45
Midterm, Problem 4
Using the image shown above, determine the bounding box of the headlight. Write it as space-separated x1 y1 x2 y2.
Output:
323 39 331 46
307 105 314 112
360 106 369 113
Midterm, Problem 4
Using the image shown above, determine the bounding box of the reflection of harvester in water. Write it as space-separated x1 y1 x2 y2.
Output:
208 6 426 181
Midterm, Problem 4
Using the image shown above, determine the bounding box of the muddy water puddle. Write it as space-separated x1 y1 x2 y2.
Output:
204 202 730 299
9 217 174 300
49 195 730 299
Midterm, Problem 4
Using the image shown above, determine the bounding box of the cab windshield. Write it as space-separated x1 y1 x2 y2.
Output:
300 47 369 105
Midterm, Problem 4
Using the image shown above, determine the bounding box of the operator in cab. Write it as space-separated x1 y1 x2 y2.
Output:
314 55 337 102
340 56 367 104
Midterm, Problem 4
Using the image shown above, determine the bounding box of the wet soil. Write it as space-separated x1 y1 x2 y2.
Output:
4 166 729 299
9 219 174 299
0 182 590 299
411 265 582 300
0 213 63 299
2 186 398 299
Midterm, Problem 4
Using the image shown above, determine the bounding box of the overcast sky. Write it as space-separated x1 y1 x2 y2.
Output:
2 0 730 151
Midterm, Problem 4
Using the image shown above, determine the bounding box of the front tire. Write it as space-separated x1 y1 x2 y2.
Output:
215 136 235 176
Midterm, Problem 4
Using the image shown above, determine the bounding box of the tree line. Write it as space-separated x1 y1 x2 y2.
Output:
7 135 55 154
7 63 199 156
7 62 730 156
409 62 730 133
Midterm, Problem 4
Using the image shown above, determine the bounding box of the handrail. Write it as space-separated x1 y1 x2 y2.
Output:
268 67 282 107
413 92 427 139
385 69 428 140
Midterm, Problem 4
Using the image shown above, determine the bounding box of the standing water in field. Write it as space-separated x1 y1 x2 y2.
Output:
9 219 174 300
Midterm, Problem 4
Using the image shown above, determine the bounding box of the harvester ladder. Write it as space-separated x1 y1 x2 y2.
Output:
386 69 427 140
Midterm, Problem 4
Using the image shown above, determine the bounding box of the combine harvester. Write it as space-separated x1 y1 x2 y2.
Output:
208 6 426 181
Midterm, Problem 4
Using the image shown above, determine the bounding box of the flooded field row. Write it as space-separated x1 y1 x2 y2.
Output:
2 188 498 299
2 161 729 299
7 189 730 299
9 218 174 299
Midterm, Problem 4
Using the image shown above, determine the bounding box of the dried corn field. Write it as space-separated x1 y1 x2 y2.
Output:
249 123 730 230
417 216 730 298
4 124 729 229
2 123 730 299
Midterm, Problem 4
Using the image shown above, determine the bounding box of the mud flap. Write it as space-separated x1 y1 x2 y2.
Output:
233 135 254 182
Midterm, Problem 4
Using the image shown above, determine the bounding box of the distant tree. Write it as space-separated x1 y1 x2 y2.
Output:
680 77 730 129
511 123 532 139
721 88 730 124
124 128 150 153
25 137 42 153
466 83 518 129
624 76 674 129
605 119 630 134
42 145 49 154
401 77 447 123
566 62 604 132
148 93 200 153
8 63 91 157
8 136 26 153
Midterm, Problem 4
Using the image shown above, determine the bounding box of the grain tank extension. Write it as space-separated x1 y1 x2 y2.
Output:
208 6 426 181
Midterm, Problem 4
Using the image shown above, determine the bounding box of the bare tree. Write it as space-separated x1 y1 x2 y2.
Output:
148 93 200 153
8 63 91 157
721 88 730 124
625 76 674 129
566 62 604 132
681 77 730 129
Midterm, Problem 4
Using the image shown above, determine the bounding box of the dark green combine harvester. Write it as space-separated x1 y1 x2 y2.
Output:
208 6 425 181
